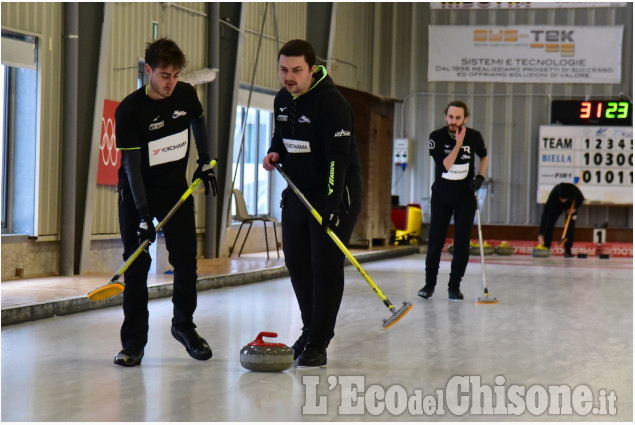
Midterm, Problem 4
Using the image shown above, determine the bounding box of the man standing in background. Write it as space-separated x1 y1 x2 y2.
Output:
418 100 488 301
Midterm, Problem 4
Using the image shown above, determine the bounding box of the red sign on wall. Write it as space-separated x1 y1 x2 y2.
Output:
97 99 121 186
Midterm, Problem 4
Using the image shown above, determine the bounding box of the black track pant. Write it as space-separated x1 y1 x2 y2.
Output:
425 189 476 291
543 209 576 251
118 183 198 349
281 188 359 346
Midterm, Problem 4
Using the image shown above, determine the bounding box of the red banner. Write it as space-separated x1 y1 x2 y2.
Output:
97 99 121 186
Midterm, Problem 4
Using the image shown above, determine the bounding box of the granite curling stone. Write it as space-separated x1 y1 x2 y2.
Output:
531 244 550 258
240 332 294 372
470 240 494 256
495 241 514 256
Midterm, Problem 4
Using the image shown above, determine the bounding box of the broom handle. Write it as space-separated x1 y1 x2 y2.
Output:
273 163 398 312
560 199 576 245
475 191 489 293
110 159 217 282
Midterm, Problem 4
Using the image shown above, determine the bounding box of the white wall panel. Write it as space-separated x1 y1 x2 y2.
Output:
1 2 63 237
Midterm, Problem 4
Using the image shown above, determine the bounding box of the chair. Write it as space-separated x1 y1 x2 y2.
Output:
229 188 280 259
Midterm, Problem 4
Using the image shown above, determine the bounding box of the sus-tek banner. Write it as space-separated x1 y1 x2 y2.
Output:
428 25 623 84
97 99 121 186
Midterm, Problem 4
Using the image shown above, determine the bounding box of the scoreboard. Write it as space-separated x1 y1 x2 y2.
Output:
551 100 632 126
538 125 633 204
538 99 633 205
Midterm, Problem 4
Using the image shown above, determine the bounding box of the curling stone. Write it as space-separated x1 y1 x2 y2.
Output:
531 244 550 258
495 241 514 256
470 240 494 256
240 332 294 372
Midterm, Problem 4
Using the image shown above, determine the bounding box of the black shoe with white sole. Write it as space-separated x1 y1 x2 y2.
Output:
296 343 327 367
418 285 435 299
448 289 464 301
171 326 213 361
114 346 144 367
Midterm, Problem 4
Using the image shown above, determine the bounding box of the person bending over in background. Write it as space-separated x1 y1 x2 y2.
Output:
538 183 584 258
418 100 488 301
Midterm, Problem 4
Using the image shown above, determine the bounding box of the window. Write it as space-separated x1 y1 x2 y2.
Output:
137 60 147 89
232 106 274 219
1 31 38 235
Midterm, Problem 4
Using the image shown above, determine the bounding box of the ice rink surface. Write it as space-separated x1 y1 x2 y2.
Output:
2 253 632 421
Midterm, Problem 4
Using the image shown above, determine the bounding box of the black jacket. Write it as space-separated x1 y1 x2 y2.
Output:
269 66 361 212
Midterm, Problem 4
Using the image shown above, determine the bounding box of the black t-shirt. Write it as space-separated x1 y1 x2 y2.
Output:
429 126 487 193
115 81 203 189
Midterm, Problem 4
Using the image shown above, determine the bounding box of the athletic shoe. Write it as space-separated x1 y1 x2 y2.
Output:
448 289 464 301
564 250 574 258
171 326 213 361
418 285 435 299
292 327 311 360
296 343 327 368
114 346 144 367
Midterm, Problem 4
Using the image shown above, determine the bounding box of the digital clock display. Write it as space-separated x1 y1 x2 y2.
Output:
551 100 632 126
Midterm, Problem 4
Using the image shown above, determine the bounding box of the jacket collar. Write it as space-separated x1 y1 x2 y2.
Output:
292 65 328 100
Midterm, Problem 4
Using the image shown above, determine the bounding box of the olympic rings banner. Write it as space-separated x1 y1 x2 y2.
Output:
97 99 120 186
428 25 623 84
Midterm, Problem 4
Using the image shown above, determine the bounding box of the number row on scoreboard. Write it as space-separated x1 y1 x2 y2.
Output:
582 138 633 150
579 169 633 185
580 151 633 167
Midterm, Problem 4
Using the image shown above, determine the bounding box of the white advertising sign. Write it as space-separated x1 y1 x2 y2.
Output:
428 25 623 84
537 126 633 205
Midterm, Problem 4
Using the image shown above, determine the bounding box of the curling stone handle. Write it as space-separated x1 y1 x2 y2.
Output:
249 331 280 346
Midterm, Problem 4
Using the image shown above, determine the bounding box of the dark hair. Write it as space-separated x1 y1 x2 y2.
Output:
145 37 186 70
444 100 469 117
278 39 316 68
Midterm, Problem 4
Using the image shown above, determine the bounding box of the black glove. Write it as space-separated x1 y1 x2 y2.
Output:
137 216 156 245
474 175 485 191
322 211 340 232
193 163 218 196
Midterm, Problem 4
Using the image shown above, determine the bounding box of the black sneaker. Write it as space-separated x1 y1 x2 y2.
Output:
291 327 311 360
114 346 144 367
564 250 574 258
448 289 464 301
171 326 213 361
418 285 435 299
296 343 327 368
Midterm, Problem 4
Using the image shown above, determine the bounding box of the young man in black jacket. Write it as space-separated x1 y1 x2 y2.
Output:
418 100 488 301
262 39 362 367
538 183 585 257
114 38 217 367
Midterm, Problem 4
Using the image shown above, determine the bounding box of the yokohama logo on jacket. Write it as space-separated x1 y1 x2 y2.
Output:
148 129 188 166
283 138 311 153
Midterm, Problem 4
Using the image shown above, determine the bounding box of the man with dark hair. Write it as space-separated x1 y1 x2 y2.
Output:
262 39 362 367
538 183 585 257
113 37 217 367
418 100 489 301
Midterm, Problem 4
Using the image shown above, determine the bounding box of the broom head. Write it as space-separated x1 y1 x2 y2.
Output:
87 282 125 302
